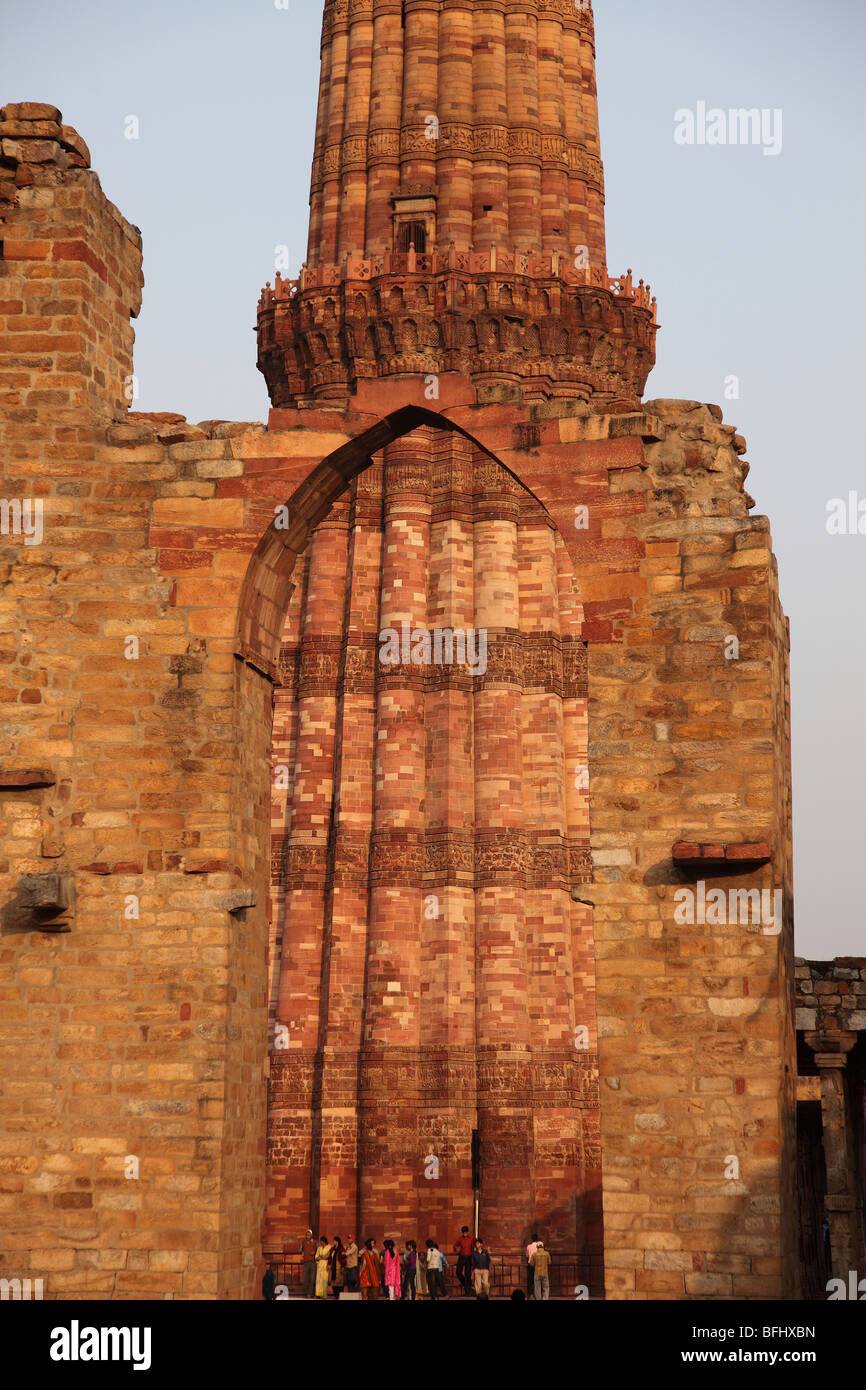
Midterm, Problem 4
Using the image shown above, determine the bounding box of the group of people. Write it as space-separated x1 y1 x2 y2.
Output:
263 1226 555 1301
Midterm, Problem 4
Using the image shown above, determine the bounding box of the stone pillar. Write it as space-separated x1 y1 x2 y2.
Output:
437 0 474 251
505 7 542 252
806 1032 859 1281
271 502 349 1239
537 11 570 256
562 20 590 266
577 22 606 268
471 2 510 250
518 512 580 1247
472 459 534 1247
337 3 374 258
365 0 404 254
358 432 431 1238
307 18 334 262
421 429 477 1239
314 468 383 1235
319 5 350 263
556 533 601 1285
400 0 439 191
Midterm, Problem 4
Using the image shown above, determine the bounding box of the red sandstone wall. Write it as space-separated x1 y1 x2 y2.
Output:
262 426 601 1275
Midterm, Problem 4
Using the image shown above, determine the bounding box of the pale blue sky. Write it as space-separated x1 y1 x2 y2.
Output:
2 0 864 956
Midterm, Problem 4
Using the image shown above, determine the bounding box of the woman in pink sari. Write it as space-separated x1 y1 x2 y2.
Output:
382 1239 402 1300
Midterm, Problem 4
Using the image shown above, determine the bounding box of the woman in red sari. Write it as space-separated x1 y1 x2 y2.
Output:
359 1238 381 1301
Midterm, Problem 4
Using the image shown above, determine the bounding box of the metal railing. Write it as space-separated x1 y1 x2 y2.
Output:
263 1250 599 1299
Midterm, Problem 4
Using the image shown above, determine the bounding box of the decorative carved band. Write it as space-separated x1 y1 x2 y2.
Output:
369 828 425 886
313 129 604 188
280 629 587 699
268 1047 599 1117
272 827 592 890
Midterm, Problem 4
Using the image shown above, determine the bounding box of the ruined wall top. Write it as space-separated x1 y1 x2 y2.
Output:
795 959 866 1040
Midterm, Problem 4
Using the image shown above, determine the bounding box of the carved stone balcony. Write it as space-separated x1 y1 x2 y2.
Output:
257 249 658 412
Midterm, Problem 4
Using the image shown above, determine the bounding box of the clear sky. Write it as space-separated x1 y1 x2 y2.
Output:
2 0 864 958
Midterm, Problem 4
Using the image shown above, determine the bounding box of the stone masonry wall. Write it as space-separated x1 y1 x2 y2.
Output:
0 111 796 1299
581 401 798 1299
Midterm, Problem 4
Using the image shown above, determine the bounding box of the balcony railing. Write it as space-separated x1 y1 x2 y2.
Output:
258 250 655 319
263 1250 598 1299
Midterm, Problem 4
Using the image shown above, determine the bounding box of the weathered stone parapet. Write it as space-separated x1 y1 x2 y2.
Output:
0 103 143 426
795 959 866 1035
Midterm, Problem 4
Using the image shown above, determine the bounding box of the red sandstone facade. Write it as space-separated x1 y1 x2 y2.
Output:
0 1 806 1301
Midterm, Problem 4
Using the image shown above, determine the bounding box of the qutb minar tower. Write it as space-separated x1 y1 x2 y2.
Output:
258 0 656 409
258 0 654 1277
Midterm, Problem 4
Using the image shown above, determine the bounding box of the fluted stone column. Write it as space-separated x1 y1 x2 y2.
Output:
271 502 349 1239
337 1 375 258
537 11 570 255
437 0 474 250
421 428 477 1239
471 2 509 249
307 20 335 261
307 0 608 264
365 0 404 254
473 460 534 1246
314 468 383 1234
400 0 440 191
358 433 431 1238
319 6 351 262
506 7 543 251
517 515 580 1245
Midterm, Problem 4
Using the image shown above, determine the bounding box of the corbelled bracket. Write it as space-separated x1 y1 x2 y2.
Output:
15 872 73 932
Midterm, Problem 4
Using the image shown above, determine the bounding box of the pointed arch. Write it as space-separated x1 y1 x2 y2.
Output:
235 406 562 680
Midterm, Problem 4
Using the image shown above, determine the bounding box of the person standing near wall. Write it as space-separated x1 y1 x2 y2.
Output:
344 1235 359 1293
530 1241 551 1301
383 1239 402 1300
454 1225 474 1295
315 1237 332 1298
329 1236 346 1298
402 1240 418 1301
300 1229 317 1299
360 1238 382 1301
525 1233 540 1299
471 1239 491 1298
425 1240 444 1300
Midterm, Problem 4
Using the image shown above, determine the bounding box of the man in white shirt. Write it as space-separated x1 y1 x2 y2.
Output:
425 1239 445 1301
525 1233 540 1298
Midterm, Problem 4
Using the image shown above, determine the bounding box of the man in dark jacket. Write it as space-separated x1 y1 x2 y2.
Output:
471 1239 492 1298
262 1264 277 1301
300 1229 317 1298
